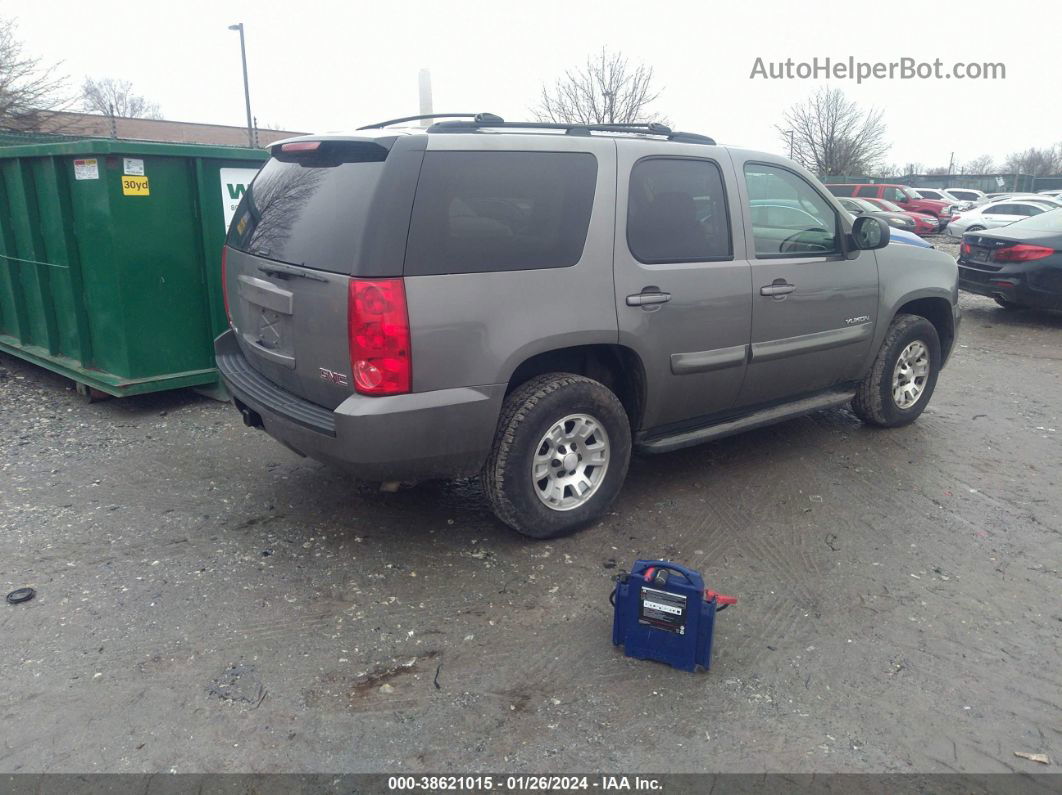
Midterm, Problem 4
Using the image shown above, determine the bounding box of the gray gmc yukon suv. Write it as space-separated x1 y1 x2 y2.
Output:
216 114 960 538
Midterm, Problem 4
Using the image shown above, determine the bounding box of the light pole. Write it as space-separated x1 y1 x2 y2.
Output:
228 23 254 147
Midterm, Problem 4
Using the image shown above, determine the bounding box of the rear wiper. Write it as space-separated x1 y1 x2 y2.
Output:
258 262 328 282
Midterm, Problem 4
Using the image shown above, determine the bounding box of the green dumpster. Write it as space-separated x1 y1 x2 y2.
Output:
0 139 266 397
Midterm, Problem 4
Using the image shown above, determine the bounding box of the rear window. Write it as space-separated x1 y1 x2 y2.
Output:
226 141 388 273
403 151 597 276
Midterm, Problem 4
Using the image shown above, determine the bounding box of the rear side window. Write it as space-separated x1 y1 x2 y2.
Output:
855 185 879 198
403 151 597 275
627 158 732 263
828 185 855 197
227 141 388 273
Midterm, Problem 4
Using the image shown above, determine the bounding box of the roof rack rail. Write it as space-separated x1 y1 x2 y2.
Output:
357 112 503 130
357 113 717 145
423 116 716 145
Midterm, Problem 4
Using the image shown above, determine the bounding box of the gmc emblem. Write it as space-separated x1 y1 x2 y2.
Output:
319 368 349 386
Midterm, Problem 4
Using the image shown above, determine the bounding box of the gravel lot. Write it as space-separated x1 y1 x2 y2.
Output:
2 239 1060 774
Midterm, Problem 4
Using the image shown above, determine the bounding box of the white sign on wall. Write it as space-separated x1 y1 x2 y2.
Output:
219 167 262 229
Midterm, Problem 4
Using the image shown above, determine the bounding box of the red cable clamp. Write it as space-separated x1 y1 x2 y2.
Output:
704 589 737 606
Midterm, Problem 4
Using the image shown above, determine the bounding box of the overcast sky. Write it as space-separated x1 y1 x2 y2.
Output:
11 0 1061 169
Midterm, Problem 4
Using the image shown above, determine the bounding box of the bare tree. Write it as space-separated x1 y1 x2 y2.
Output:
535 48 666 126
0 17 70 132
82 77 162 119
924 165 951 176
1002 145 1062 177
777 87 890 177
963 155 996 174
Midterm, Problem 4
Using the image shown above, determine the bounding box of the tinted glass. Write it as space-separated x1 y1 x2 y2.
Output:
950 190 977 200
874 198 904 212
627 158 731 262
1009 208 1062 231
1013 204 1046 216
884 187 905 201
404 151 597 275
227 142 388 274
855 185 879 198
828 185 855 197
744 163 840 256
989 204 1018 214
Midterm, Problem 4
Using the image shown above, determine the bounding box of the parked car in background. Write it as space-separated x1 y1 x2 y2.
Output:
888 227 934 248
1037 189 1062 199
958 208 1062 310
912 188 976 212
860 197 939 235
946 188 989 205
216 115 961 537
997 194 1062 208
827 183 957 226
945 198 1059 236
837 197 918 233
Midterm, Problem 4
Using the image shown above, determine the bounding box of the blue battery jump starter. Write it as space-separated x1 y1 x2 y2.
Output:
611 560 736 672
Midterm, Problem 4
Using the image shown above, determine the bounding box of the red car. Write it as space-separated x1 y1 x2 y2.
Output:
828 183 958 227
861 197 939 236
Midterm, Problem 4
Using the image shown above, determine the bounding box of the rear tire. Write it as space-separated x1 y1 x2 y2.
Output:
852 314 941 428
481 373 631 539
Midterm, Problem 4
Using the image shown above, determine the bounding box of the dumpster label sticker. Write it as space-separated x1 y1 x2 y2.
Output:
74 158 99 180
123 158 145 176
220 168 261 229
122 175 150 196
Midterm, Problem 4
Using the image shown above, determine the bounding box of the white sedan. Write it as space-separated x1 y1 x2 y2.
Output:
945 198 1059 236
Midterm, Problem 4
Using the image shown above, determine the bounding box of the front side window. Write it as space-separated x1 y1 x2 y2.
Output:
744 163 840 256
626 158 732 262
884 187 906 202
403 151 598 276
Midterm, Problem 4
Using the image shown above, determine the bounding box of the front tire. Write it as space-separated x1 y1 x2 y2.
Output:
481 373 632 539
852 314 941 428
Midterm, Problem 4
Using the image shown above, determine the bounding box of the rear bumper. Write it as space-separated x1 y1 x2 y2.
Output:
215 329 505 480
957 261 1062 310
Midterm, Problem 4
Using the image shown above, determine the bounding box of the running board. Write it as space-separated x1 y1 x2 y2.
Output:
636 390 855 455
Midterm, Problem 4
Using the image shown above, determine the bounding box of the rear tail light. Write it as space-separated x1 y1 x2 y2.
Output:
221 246 231 325
347 278 411 395
991 244 1054 263
280 140 320 153
960 241 971 255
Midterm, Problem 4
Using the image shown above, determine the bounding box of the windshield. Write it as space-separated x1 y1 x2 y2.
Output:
874 198 904 212
849 198 882 213
1008 208 1062 232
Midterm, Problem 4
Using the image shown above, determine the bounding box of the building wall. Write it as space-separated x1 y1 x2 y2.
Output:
38 111 306 147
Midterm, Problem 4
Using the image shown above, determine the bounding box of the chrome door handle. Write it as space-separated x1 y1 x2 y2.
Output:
626 291 672 306
760 282 795 296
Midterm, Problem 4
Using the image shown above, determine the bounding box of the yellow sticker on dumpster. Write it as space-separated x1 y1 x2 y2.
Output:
122 175 150 196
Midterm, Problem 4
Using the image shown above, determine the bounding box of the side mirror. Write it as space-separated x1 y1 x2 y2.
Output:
851 215 890 251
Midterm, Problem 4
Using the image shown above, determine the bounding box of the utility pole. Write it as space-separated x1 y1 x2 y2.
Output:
418 69 433 127
228 23 254 147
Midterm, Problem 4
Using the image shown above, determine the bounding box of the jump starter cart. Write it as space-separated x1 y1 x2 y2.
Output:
612 560 736 672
